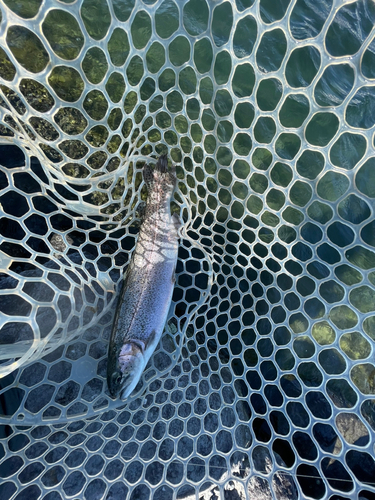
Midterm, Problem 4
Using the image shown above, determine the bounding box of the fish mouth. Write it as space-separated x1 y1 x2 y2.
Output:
121 379 135 399
119 369 144 400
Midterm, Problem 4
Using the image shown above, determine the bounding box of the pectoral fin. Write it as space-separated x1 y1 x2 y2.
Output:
172 212 182 231
145 329 157 349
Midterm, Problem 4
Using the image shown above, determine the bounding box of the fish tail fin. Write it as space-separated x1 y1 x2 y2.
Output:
144 154 176 194
155 154 168 174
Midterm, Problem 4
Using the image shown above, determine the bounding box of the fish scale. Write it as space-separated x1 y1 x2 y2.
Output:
107 155 180 399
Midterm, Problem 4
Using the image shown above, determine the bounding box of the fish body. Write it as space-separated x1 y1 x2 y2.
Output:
107 155 180 399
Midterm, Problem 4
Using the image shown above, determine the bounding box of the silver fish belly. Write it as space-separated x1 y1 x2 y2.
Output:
107 155 180 399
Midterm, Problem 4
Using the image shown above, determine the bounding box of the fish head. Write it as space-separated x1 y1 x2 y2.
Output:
108 341 145 399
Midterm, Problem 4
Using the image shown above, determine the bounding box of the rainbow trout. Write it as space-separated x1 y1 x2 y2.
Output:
107 155 180 399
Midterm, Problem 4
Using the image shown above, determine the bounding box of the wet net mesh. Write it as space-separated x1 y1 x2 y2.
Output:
0 0 375 498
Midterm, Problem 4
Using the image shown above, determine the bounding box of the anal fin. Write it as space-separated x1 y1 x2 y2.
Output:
172 212 182 231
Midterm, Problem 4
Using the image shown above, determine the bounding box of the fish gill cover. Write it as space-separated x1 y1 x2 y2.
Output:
0 0 374 498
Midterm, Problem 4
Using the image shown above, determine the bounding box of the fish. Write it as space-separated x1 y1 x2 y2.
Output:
107 154 180 399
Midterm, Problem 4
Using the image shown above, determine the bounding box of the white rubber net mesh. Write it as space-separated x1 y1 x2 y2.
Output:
0 0 375 498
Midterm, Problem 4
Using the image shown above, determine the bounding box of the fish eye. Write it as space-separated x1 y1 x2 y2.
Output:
112 372 122 385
